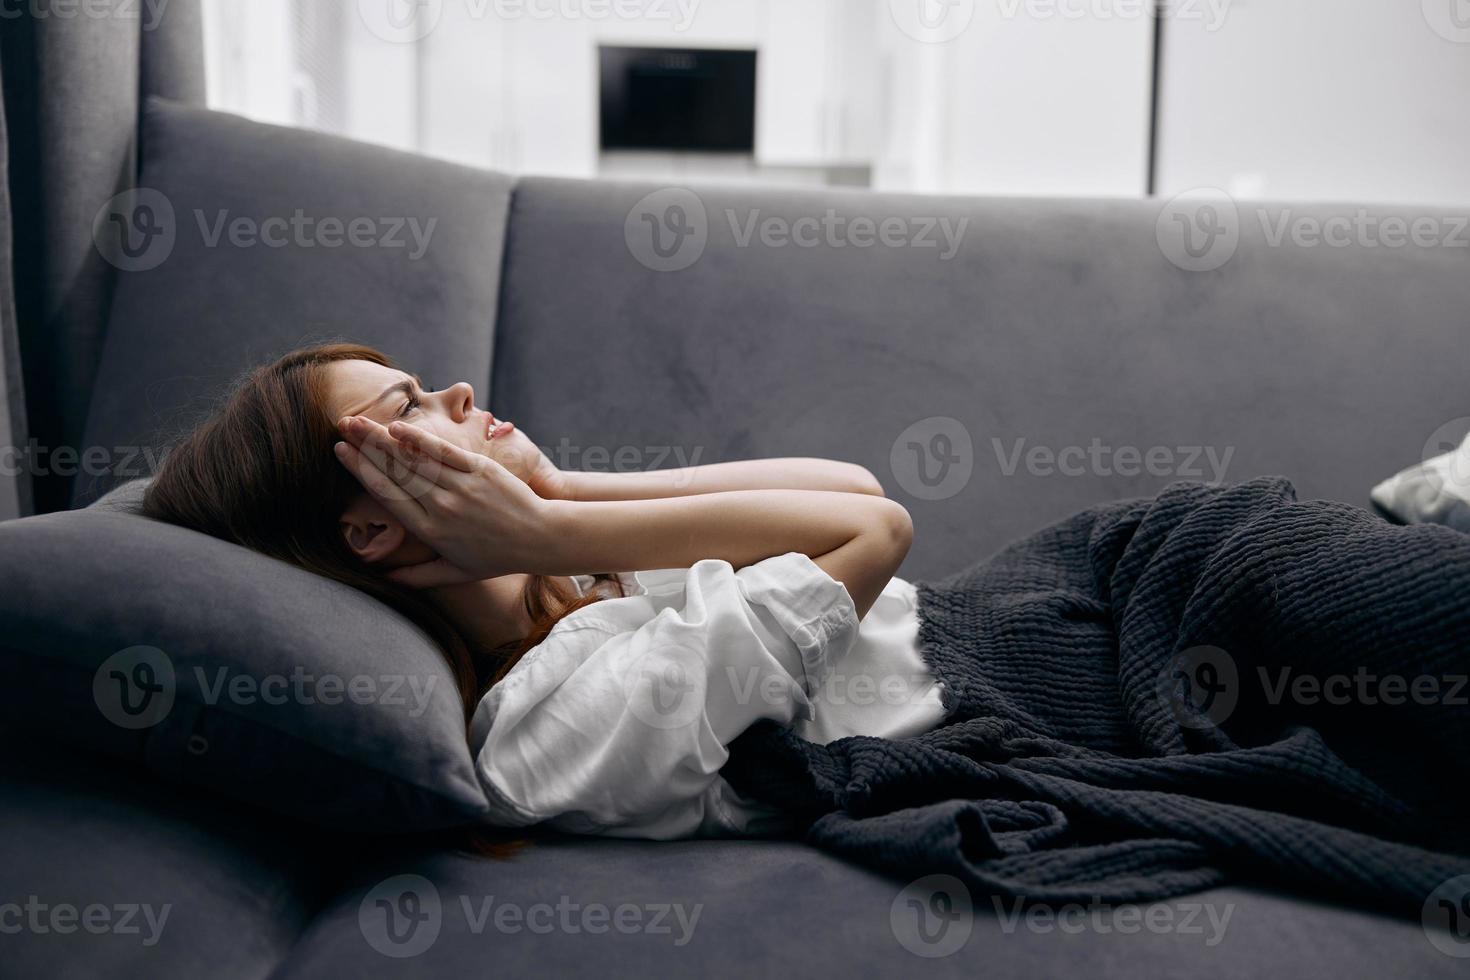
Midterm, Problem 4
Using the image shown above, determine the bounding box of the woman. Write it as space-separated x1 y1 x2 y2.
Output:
144 343 948 839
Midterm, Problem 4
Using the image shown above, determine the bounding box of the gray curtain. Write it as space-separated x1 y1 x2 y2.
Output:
0 51 25 520
1 0 204 515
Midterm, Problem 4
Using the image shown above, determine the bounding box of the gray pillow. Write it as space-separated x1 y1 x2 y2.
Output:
0 481 491 831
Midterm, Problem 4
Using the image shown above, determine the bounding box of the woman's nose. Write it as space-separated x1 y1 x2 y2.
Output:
444 381 476 421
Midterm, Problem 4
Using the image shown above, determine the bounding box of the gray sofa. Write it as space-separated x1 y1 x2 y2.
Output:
3 95 1469 978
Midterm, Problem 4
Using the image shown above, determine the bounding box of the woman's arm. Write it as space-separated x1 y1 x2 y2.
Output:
559 458 886 501
536 490 910 618
336 417 910 618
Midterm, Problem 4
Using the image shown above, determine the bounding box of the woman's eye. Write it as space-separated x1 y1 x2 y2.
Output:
397 397 420 418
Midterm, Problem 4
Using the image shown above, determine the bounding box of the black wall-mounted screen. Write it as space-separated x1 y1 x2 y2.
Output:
599 46 757 153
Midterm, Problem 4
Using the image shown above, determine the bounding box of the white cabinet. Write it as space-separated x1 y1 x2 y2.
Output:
757 0 878 166
419 10 596 177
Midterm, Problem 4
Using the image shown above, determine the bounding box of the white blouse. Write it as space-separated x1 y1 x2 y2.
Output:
468 553 948 839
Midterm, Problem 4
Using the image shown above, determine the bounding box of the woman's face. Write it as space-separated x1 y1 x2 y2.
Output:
326 358 551 569
325 358 542 479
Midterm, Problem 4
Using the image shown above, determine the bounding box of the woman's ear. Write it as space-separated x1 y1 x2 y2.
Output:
339 495 408 565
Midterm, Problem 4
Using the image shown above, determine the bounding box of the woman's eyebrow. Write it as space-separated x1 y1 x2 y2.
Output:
351 378 418 416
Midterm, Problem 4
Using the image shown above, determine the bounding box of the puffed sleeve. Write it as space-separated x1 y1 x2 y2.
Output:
471 553 859 838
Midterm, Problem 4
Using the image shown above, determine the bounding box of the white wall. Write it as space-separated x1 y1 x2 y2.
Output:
1157 1 1470 205
201 1 1470 205
884 4 1154 197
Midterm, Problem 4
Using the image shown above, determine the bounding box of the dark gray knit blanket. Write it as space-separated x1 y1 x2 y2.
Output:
722 478 1470 914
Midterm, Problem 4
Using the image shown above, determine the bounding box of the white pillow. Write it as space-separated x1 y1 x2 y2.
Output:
1371 431 1470 532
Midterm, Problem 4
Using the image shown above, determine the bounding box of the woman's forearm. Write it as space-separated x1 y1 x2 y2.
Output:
534 489 911 617
561 458 885 501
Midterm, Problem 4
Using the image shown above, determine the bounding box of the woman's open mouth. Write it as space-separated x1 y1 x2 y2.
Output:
487 414 514 440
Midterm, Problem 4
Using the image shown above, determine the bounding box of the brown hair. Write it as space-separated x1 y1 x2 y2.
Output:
142 342 603 856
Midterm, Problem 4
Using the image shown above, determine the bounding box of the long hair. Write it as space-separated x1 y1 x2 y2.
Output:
141 342 603 856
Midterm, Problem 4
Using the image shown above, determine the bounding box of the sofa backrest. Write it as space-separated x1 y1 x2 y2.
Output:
74 100 516 506
491 178 1470 579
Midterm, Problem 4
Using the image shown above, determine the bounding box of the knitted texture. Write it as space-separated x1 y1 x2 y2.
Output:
722 478 1470 913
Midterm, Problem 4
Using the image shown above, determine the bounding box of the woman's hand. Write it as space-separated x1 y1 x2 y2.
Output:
482 425 572 500
334 416 553 587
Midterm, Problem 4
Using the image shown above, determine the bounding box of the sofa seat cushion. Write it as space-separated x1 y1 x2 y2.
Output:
273 838 1463 979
